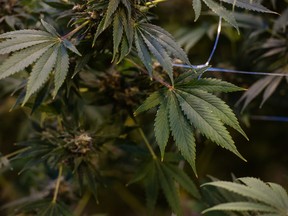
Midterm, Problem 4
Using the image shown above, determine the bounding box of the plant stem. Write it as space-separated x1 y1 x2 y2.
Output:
127 59 173 89
134 121 157 160
61 20 90 40
74 191 91 216
145 0 167 6
52 165 63 203
5 147 30 159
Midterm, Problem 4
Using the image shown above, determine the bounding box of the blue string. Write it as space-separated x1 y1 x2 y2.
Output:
250 115 288 122
172 63 288 77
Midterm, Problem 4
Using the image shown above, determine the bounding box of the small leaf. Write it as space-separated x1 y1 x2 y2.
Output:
221 0 277 14
113 13 124 61
53 45 69 97
134 31 153 76
193 0 202 21
41 19 59 37
134 91 163 115
202 0 239 31
154 98 170 159
104 0 121 28
62 39 81 56
140 31 173 83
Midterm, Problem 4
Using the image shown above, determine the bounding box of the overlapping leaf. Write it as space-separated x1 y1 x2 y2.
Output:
134 23 191 83
128 158 200 216
0 19 81 105
135 71 247 175
202 177 288 215
192 0 276 30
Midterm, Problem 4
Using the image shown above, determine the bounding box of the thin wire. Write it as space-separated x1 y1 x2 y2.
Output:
172 63 288 77
205 17 222 66
250 115 288 122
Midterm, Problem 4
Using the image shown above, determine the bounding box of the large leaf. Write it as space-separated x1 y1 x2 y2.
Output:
202 177 288 216
0 19 81 104
221 0 276 14
168 91 197 174
175 90 245 161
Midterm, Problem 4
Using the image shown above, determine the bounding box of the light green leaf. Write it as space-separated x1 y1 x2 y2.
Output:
239 177 285 209
202 0 239 31
0 42 54 79
175 90 245 161
0 29 52 39
23 45 59 104
41 19 59 37
154 99 170 160
202 181 281 207
268 182 288 208
0 37 52 54
193 0 202 21
134 91 163 115
168 91 197 174
53 45 69 98
202 202 278 214
134 30 153 76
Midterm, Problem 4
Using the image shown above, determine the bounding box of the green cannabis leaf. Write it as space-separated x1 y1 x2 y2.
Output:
135 68 247 174
202 177 288 215
134 23 191 82
0 19 81 105
128 157 201 215
192 0 276 30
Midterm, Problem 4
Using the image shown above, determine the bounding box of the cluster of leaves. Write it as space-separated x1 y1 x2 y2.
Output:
202 177 288 215
135 67 247 174
0 0 288 216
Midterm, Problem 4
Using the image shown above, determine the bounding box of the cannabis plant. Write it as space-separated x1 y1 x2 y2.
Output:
0 0 288 215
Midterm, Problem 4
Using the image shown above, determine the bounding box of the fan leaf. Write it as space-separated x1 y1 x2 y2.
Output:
23 45 59 104
0 42 54 79
53 44 69 98
168 91 197 174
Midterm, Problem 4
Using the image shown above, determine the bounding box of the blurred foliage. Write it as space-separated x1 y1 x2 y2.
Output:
0 0 288 216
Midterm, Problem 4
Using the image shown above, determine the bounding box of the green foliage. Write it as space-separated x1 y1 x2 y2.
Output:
136 67 247 174
0 0 287 215
202 177 288 215
0 19 80 104
128 157 200 215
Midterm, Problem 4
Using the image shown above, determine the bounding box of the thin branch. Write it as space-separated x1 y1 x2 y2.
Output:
74 191 91 216
61 20 90 40
52 165 63 204
127 59 173 89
